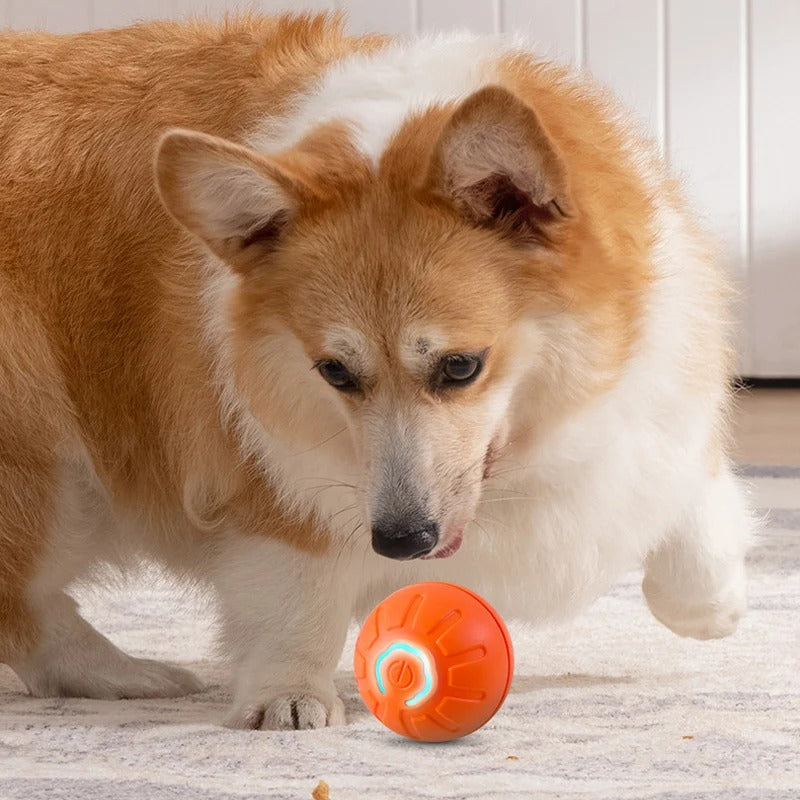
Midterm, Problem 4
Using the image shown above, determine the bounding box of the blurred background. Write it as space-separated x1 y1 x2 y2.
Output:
2 0 799 382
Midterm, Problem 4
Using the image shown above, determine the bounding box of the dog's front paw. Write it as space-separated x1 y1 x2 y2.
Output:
642 570 747 640
226 689 346 731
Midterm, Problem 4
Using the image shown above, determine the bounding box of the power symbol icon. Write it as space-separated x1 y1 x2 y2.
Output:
387 657 415 690
374 641 435 707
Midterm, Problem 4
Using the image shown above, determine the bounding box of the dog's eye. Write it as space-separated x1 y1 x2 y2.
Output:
316 360 359 393
437 354 484 387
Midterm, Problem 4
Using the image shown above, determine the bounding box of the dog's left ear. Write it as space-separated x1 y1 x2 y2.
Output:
425 85 572 242
155 129 303 271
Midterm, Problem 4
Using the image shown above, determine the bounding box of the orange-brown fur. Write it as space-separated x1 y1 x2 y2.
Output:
0 13 379 659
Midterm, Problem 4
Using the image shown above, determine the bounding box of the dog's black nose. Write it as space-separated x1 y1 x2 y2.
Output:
371 518 439 560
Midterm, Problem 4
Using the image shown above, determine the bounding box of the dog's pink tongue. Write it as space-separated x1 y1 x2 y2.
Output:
423 531 464 560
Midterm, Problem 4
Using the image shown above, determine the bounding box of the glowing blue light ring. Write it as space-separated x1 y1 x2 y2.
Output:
374 641 435 707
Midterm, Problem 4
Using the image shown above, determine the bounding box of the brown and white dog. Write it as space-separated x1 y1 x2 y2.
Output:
0 13 753 729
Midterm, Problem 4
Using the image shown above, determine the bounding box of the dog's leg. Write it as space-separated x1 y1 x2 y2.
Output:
642 463 753 639
212 533 354 731
4 456 201 699
0 445 53 667
9 590 202 699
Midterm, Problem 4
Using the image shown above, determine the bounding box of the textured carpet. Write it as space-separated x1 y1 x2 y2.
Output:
1 466 798 800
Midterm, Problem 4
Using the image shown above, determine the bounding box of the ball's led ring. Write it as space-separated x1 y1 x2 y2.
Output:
374 641 435 707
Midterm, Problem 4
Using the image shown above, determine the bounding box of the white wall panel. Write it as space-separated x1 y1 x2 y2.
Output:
418 0 496 34
667 0 742 259
173 0 234 17
503 0 578 64
257 0 335 11
751 0 800 376
585 0 660 137
666 0 748 371
341 0 415 35
95 0 177 28
172 1 334 18
5 0 91 31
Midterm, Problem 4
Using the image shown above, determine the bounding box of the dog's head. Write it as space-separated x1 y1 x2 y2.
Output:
156 84 643 560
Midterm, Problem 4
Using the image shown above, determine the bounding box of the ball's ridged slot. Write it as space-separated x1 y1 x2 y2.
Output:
396 592 425 632
365 691 379 715
364 603 382 650
425 707 461 733
399 709 417 739
353 650 367 679
442 644 487 663
440 686 486 702
425 609 462 645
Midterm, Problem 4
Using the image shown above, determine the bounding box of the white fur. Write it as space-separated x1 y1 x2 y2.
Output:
323 324 377 377
210 532 352 729
249 34 517 162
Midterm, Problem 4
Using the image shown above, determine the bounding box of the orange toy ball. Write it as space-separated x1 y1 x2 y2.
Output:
354 581 514 742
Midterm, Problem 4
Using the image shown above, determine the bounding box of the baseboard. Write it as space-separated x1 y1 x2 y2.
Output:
735 377 800 389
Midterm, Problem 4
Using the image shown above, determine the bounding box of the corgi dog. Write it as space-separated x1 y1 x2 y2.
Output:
0 13 753 730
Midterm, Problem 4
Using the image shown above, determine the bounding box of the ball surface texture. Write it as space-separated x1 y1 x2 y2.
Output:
354 581 514 741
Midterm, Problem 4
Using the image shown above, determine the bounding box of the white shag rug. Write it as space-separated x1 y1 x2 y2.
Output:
1 466 798 800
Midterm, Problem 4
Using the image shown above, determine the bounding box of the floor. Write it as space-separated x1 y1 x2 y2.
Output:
733 388 800 465
2 467 798 799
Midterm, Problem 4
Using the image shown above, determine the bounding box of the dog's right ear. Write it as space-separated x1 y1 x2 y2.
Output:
425 85 572 245
155 129 299 271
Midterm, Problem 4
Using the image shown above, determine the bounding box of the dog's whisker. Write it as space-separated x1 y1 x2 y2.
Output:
292 483 352 495
475 512 514 531
333 517 367 570
481 485 534 497
284 427 348 458
478 496 537 504
326 504 360 524
293 477 361 490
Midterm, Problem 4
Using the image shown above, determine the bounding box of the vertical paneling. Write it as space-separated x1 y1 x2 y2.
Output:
172 1 335 20
257 0 335 11
340 0 415 35
666 0 747 369
751 0 800 376
585 0 660 136
173 0 224 17
5 0 92 31
503 0 578 64
173 0 238 17
95 0 176 27
667 0 742 256
418 0 495 34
